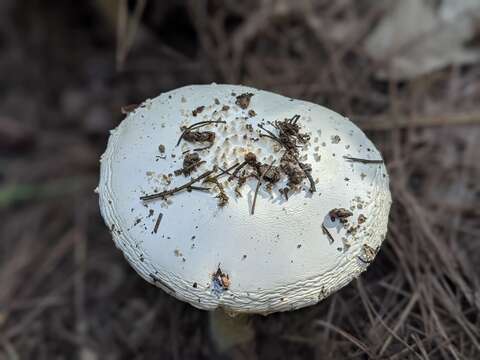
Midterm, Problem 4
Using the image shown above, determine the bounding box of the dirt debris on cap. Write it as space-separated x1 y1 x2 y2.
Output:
235 93 254 109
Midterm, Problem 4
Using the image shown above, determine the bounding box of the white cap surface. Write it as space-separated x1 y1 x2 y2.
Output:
98 84 391 314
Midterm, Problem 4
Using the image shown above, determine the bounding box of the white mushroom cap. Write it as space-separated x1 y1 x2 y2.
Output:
98 84 391 315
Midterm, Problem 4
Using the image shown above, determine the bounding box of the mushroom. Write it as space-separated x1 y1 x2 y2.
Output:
97 84 391 353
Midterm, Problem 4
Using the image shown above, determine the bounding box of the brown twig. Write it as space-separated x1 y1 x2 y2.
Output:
258 133 284 146
257 124 281 141
229 161 248 180
294 156 316 193
193 144 214 152
140 168 216 201
251 160 275 215
343 156 384 164
322 224 335 244
217 167 238 179
212 162 241 180
187 186 211 192
153 213 163 234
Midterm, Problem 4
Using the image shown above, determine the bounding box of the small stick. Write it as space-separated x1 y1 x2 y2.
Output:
289 114 300 124
251 160 275 215
322 224 335 244
343 156 384 164
257 124 280 140
212 162 241 180
193 144 214 152
176 120 226 146
187 186 211 192
217 167 238 179
294 156 316 193
153 213 163 234
258 124 302 148
140 168 216 201
258 133 284 146
229 161 247 180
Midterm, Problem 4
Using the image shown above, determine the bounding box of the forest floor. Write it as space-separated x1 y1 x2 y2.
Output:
1 1 479 359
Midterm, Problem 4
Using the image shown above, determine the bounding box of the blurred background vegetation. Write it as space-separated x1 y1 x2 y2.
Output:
1 1 479 359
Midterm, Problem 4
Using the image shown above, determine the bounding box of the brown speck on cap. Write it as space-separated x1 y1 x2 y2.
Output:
358 244 377 264
235 93 254 109
329 208 353 223
153 213 163 234
192 106 205 117
332 135 340 144
216 191 229 207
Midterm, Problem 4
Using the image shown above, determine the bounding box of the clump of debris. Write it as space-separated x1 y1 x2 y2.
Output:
329 208 353 223
174 152 204 176
235 92 254 109
141 96 316 214
258 115 316 194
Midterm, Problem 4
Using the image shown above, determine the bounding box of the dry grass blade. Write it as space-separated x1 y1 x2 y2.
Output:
356 112 480 130
379 291 419 356
315 320 374 358
116 0 147 71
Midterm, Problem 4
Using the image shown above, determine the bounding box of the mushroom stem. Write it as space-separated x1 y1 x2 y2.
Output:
209 310 255 355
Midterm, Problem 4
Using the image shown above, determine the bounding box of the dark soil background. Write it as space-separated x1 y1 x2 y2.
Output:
1 1 479 359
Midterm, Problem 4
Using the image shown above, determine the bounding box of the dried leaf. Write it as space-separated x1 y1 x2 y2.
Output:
365 0 480 79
